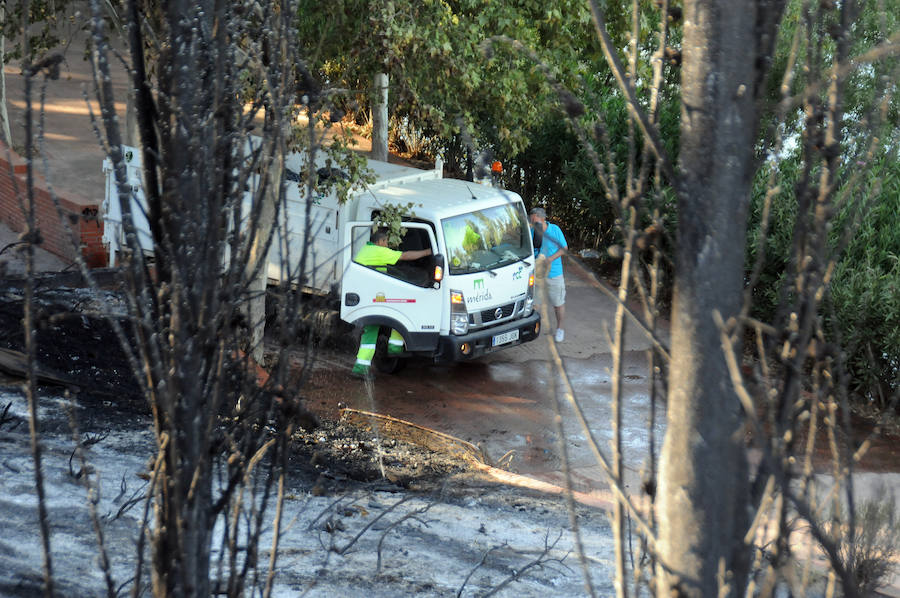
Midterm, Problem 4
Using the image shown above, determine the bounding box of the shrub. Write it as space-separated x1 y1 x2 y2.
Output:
829 157 900 406
840 488 899 596
747 153 900 408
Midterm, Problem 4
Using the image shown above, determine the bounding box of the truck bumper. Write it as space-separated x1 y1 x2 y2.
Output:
434 312 541 362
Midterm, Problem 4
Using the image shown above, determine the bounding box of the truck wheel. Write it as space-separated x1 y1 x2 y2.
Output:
373 331 407 374
373 352 407 374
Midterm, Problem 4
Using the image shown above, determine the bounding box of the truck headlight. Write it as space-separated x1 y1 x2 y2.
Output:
523 270 535 316
450 289 469 335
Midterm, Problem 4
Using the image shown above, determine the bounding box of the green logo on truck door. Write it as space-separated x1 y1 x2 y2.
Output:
473 278 485 290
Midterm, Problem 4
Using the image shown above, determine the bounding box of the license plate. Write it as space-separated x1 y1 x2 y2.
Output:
492 329 519 347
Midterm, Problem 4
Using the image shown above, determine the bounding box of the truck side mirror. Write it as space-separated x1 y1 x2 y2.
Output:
431 254 445 288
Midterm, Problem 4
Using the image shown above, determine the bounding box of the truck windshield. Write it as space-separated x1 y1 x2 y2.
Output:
441 202 532 275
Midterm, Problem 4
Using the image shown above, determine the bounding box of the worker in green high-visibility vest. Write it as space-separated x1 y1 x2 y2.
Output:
352 227 432 378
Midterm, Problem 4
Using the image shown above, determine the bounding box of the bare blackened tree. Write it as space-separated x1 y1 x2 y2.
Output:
85 0 331 595
19 54 60 598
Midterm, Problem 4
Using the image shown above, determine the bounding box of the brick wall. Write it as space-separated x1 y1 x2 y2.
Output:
0 142 107 267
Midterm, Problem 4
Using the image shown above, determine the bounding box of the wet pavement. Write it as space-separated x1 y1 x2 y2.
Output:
3 25 668 504
298 260 900 595
5 34 898 510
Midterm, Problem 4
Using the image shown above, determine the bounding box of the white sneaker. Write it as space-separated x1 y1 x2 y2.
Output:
554 328 565 342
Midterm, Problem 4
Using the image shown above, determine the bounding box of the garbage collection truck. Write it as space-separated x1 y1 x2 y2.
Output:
102 146 541 371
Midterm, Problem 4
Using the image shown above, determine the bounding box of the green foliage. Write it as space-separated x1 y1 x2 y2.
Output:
317 131 376 204
744 0 900 406
747 153 900 404
290 0 683 259
372 201 418 247
842 0 900 144
505 112 619 248
757 0 900 152
502 69 680 252
284 113 376 205
0 2 121 65
293 0 599 159
745 157 802 318
0 2 70 64
829 157 900 404
388 114 441 161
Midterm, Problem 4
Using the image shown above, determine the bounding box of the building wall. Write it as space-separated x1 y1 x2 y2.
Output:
0 142 106 267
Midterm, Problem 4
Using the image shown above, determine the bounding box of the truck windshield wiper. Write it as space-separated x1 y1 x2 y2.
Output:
490 246 531 269
483 248 512 276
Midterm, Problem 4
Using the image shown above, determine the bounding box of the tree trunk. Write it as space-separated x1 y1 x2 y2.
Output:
147 0 223 593
655 0 759 595
371 72 388 161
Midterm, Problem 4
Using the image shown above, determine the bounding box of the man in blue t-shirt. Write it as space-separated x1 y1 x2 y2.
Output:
530 207 568 342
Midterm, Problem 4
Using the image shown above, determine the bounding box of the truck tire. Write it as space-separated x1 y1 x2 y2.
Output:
373 330 407 374
373 352 407 374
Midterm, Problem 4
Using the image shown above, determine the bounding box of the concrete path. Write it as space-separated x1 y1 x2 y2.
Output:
479 255 669 501
0 220 68 274
3 30 128 209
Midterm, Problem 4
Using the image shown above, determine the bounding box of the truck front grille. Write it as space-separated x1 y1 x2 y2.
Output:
481 302 515 322
468 301 522 329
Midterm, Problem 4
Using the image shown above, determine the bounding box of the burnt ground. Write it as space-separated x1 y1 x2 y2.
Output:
2 273 897 482
288 417 473 495
0 284 473 493
0 286 146 425
0 388 613 598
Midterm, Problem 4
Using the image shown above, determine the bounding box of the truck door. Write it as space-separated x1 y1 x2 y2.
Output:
340 222 441 350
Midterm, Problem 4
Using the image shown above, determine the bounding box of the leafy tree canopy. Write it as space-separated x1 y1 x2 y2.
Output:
294 0 600 156
1 2 71 64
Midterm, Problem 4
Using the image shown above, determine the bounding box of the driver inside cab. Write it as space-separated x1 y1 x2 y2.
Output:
351 227 432 378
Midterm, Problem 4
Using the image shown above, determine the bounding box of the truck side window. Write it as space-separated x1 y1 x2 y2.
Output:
398 227 426 252
351 225 433 288
393 228 432 287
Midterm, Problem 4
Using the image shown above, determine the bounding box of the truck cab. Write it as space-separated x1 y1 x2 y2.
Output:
340 178 541 365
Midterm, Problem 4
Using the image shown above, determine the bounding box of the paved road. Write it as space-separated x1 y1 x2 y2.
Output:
3 28 128 208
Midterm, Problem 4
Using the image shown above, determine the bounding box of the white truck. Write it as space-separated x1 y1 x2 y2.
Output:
102 146 542 371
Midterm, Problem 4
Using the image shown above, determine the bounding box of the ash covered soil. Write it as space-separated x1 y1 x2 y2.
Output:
0 285 615 597
0 285 482 485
